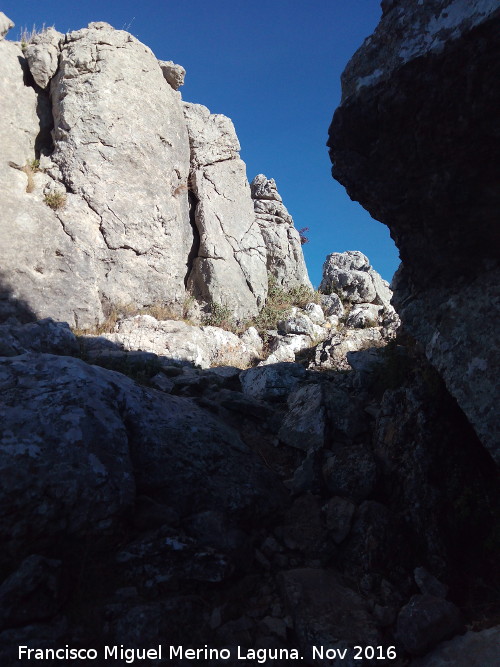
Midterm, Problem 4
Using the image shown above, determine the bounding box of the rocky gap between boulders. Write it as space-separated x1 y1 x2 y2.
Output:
0 6 499 666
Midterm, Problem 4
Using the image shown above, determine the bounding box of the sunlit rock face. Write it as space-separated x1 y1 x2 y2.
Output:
328 0 500 463
1 21 313 326
250 174 312 291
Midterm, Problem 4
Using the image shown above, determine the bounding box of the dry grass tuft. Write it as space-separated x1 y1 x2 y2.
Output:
44 191 67 210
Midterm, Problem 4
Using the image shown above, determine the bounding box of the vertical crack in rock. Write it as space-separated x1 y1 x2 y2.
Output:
184 187 200 288
183 102 268 318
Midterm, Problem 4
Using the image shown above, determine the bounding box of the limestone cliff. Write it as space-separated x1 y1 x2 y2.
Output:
328 0 500 464
0 18 310 326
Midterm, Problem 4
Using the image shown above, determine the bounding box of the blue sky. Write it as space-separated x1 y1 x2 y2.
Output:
4 0 400 286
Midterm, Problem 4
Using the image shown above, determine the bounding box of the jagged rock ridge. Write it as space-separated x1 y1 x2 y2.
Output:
0 19 311 326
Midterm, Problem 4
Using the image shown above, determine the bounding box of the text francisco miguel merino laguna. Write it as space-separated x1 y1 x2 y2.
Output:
18 646 302 662
18 644 397 662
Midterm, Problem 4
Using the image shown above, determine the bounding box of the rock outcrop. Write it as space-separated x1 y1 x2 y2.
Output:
183 103 268 318
0 20 310 326
328 0 500 463
312 250 400 371
1 7 499 665
251 174 312 290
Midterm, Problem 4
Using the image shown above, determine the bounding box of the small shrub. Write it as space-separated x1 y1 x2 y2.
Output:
19 24 51 51
182 294 196 321
298 227 310 245
27 159 41 172
204 302 234 330
250 274 321 334
44 191 66 210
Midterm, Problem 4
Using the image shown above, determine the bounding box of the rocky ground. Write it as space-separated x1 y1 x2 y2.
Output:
1 252 498 666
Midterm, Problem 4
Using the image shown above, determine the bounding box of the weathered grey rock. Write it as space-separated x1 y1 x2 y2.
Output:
87 314 262 369
340 0 499 100
396 594 463 656
322 446 377 503
320 251 376 303
0 354 135 564
282 494 326 554
278 569 380 664
1 23 194 327
285 450 319 495
260 333 314 365
278 383 325 451
0 616 68 664
0 12 13 39
341 501 406 581
320 293 344 317
393 268 500 464
240 326 264 358
410 626 500 667
346 303 381 328
158 59 185 90
311 327 384 371
0 37 94 326
116 526 233 586
304 302 325 324
329 1 500 463
25 28 63 88
251 174 312 290
50 23 193 314
184 103 268 319
324 381 370 442
369 268 393 308
240 362 307 401
0 353 285 566
0 555 63 629
0 319 78 356
278 311 315 336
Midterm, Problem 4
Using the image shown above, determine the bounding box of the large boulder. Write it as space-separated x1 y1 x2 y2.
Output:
0 354 286 566
1 22 193 327
24 27 64 88
328 0 500 463
319 250 392 308
396 594 463 656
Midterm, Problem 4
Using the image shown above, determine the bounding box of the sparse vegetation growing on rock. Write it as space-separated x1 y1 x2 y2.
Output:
19 23 51 51
44 191 66 210
250 274 320 335
203 302 234 330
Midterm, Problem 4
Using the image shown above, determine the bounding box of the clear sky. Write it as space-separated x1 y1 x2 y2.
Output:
4 0 400 286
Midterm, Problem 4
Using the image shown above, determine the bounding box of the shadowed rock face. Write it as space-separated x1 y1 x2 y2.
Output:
328 0 500 463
